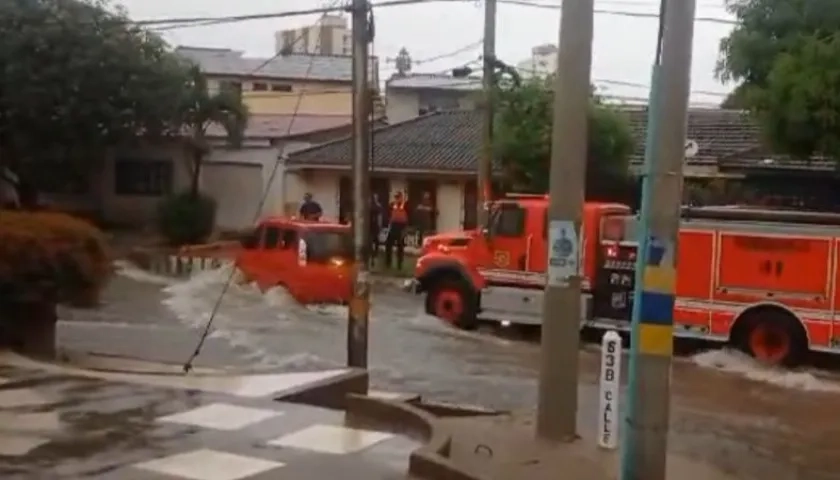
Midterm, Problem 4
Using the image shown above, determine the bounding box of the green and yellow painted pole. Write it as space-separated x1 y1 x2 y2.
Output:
620 0 695 478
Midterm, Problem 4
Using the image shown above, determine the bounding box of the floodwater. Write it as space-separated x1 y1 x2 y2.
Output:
57 262 840 478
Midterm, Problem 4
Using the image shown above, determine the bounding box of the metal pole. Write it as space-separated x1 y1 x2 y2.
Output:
347 0 371 370
535 0 593 442
477 0 496 227
620 0 695 477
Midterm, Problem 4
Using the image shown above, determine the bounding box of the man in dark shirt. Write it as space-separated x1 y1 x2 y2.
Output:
414 191 436 244
299 193 322 220
385 191 409 270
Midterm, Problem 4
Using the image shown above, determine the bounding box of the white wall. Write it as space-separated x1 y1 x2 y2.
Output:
437 180 464 232
282 169 340 220
203 162 263 230
385 90 420 124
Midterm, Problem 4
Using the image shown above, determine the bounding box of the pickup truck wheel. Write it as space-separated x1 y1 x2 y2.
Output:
427 281 478 330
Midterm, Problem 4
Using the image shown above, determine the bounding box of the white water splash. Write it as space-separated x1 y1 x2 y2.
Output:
691 348 840 393
113 260 174 286
159 265 337 369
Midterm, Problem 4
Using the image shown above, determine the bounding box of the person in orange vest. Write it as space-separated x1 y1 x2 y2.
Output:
385 191 409 270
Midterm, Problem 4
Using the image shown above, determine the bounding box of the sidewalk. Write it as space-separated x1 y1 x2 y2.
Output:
440 415 742 480
0 352 417 480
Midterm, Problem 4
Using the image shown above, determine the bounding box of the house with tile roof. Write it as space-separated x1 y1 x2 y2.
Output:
282 107 840 233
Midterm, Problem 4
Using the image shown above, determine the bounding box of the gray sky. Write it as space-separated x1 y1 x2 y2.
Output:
118 0 735 105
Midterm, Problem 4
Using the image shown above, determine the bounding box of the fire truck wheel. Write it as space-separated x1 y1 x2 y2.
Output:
738 309 807 367
427 281 478 330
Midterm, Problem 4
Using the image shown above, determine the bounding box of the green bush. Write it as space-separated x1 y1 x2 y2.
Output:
157 191 217 246
0 210 111 307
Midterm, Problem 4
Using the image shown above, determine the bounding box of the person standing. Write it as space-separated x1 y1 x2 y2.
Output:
385 191 409 270
369 193 384 265
414 191 436 245
299 192 322 221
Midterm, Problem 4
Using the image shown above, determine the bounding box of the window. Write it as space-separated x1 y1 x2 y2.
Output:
114 158 173 196
490 203 526 237
305 230 353 263
220 81 242 96
252 82 268 91
271 83 292 92
263 226 281 248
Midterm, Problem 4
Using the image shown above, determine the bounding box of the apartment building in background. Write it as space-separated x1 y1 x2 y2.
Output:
275 14 352 56
515 43 558 78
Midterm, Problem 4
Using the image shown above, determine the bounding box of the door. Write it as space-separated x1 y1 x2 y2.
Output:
526 206 549 272
297 230 354 304
488 202 528 271
260 225 297 290
463 180 478 229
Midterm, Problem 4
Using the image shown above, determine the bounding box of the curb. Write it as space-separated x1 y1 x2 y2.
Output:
344 394 488 480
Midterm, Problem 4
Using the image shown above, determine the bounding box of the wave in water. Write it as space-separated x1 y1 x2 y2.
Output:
691 348 840 393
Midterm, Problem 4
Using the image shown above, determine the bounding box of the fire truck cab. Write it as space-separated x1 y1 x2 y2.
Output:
413 194 630 329
236 217 354 305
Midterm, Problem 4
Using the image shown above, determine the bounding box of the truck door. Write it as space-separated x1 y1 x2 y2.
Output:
488 202 528 270
591 215 637 322
297 229 354 304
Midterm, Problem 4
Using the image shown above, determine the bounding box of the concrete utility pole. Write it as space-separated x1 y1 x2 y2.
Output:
535 0 594 442
477 0 496 227
620 0 695 478
347 0 371 370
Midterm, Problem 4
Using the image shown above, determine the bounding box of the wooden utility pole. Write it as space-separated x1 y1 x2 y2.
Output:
535 0 594 442
620 0 696 478
477 0 496 227
347 0 371 370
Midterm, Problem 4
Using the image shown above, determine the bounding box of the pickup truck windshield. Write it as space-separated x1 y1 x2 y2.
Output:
304 230 354 263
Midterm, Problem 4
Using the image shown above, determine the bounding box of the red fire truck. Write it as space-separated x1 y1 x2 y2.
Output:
412 195 840 366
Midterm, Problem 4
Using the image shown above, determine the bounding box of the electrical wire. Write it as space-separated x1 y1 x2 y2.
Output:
137 0 735 32
498 0 736 24
140 0 459 28
414 40 483 64
181 0 346 373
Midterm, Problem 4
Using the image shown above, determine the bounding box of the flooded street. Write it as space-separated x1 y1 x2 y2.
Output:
55 264 840 479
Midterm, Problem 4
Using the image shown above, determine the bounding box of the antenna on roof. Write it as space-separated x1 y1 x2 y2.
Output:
395 48 411 76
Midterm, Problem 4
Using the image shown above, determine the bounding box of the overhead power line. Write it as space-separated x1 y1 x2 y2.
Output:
383 40 483 66
138 0 736 32
140 0 460 28
498 0 736 24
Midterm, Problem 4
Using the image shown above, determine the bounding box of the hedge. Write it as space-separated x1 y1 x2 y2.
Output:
0 210 111 307
157 191 217 246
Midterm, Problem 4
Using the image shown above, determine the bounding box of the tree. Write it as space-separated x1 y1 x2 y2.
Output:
492 77 635 200
716 0 840 159
0 0 189 200
720 84 748 109
177 66 249 197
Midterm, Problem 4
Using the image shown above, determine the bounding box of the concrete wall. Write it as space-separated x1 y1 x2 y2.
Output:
386 90 421 124
385 88 479 124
